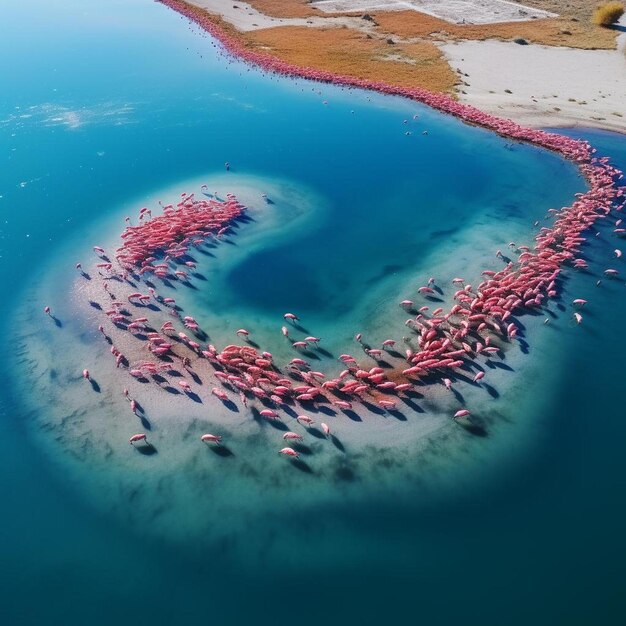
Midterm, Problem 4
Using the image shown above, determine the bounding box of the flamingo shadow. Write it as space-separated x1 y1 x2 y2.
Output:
293 443 313 455
330 435 345 452
343 410 362 422
401 397 424 413
89 380 101 393
318 405 337 416
290 459 313 473
459 421 488 437
483 384 499 399
316 347 334 358
136 444 158 455
451 388 465 403
388 409 407 421
209 445 234 457
487 360 514 372
189 372 203 385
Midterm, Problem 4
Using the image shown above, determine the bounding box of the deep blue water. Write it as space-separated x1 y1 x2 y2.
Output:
1 0 626 624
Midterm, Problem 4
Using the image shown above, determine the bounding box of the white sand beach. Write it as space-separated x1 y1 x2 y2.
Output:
441 29 626 132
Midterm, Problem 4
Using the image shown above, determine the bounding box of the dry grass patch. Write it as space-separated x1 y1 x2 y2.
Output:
592 2 625 26
247 0 318 18
372 10 619 49
243 26 458 92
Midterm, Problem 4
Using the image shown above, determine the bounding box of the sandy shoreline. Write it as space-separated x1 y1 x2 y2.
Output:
182 0 626 133
441 32 626 134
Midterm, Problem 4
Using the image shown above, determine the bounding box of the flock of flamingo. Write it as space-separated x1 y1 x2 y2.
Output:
45 0 625 462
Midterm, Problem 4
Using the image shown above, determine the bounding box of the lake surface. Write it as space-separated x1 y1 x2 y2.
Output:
1 0 625 624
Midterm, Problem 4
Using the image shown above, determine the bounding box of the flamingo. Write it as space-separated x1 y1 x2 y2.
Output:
82 369 90 380
283 432 303 441
284 312 299 322
321 423 331 436
201 433 222 445
454 409 470 419
179 380 192 391
296 415 314 426
279 447 299 459
129 433 147 445
211 387 228 401
236 329 249 337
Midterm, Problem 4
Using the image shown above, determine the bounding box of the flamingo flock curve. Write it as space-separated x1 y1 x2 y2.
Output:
46 0 625 462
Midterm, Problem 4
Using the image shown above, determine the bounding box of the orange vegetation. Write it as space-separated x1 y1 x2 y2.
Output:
372 11 618 50
246 0 318 19
242 25 458 93
177 0 620 97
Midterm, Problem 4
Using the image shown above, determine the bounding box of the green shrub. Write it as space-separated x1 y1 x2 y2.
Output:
592 2 625 26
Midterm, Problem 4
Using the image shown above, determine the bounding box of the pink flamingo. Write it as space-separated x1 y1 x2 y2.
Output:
283 432 303 441
279 447 299 459
129 433 147 445
454 409 470 419
201 433 222 444
82 369 90 380
211 387 228 401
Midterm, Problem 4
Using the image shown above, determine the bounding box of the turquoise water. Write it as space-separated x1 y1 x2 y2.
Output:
2 0 626 624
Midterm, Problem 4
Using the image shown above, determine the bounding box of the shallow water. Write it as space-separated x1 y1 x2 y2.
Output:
1 0 626 624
